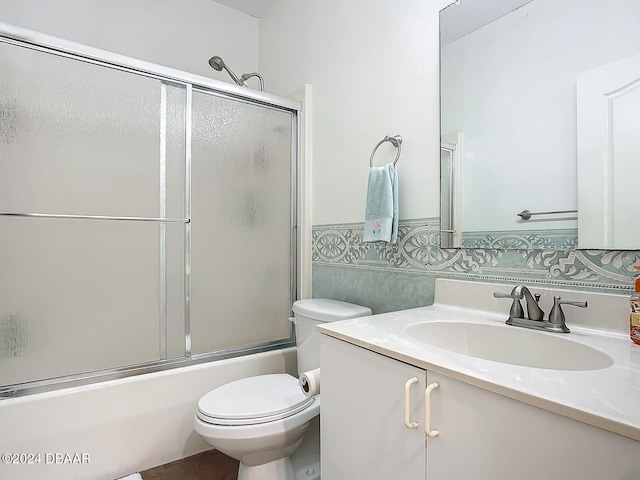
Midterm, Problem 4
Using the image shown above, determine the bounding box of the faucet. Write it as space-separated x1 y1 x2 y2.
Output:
493 285 587 333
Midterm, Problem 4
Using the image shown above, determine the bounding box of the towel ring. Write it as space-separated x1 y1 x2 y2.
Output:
370 135 402 167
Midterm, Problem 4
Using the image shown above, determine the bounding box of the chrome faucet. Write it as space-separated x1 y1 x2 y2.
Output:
493 285 587 333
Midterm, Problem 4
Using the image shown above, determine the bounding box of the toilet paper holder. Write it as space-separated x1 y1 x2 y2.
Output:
299 368 321 397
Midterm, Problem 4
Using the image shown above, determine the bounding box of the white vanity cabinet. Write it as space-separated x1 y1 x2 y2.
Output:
320 335 427 479
321 334 640 480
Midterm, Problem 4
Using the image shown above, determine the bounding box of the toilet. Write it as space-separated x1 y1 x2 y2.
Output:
193 298 372 480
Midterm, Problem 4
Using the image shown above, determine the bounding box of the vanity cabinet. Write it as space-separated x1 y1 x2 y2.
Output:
320 335 640 480
321 335 427 479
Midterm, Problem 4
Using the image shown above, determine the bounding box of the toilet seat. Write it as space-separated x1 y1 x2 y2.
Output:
197 374 315 426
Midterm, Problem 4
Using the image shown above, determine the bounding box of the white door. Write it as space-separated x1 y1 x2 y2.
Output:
320 336 427 480
426 371 640 480
577 53 640 249
441 132 463 248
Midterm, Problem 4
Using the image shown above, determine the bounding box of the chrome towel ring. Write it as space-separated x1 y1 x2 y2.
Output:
370 135 402 167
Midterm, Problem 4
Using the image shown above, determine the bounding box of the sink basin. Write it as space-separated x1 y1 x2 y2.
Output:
405 321 613 371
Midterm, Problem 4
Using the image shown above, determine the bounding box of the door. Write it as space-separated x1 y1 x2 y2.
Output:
321 336 426 480
426 371 640 480
440 132 463 248
577 53 640 249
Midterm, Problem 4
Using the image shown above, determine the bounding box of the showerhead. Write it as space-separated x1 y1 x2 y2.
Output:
207 55 265 92
208 56 225 72
207 55 245 87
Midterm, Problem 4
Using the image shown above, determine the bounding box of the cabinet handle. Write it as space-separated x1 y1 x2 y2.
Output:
404 377 419 429
425 382 440 437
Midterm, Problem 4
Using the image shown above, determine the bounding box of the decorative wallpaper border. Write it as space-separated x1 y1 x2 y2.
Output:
312 218 640 292
461 228 577 250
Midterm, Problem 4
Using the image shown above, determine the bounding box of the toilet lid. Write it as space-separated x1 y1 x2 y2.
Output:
197 374 314 426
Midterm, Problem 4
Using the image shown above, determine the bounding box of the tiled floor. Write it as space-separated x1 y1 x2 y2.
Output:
141 450 238 480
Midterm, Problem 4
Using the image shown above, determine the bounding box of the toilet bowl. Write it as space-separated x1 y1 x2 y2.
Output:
193 299 372 480
194 374 320 480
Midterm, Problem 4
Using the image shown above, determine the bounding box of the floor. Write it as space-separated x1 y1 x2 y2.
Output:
141 450 238 480
138 418 320 480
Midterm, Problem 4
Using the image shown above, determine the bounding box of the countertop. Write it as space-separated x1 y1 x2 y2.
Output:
318 298 640 442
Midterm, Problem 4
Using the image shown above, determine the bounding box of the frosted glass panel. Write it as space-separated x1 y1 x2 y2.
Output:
0 217 185 385
440 148 454 248
165 222 187 360
0 30 297 392
190 91 293 353
0 42 186 218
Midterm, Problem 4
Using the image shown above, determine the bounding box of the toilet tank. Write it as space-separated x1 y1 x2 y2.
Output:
292 298 372 374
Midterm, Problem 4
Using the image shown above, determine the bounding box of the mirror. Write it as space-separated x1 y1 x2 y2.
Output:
439 0 640 250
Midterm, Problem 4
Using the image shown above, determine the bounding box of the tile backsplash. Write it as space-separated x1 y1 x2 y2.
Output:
312 218 640 314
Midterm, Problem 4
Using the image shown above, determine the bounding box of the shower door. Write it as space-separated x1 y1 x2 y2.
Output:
190 91 293 354
0 24 298 395
440 141 457 248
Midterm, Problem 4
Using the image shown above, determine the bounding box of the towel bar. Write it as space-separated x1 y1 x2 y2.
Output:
517 209 577 220
370 135 402 167
0 212 190 223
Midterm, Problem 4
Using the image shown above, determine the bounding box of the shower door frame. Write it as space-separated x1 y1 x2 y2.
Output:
0 21 300 397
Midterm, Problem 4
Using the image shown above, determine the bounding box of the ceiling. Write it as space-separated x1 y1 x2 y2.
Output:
214 0 274 18
440 0 533 45
214 0 533 44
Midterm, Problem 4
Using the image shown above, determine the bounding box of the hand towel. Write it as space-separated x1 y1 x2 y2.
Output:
364 163 398 243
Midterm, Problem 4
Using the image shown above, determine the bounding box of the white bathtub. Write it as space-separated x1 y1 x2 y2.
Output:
0 347 297 480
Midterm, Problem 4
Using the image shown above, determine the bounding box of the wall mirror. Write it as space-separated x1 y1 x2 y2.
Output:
439 0 640 250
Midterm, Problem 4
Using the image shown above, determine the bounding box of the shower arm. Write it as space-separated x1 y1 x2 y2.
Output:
223 66 247 87
240 72 265 92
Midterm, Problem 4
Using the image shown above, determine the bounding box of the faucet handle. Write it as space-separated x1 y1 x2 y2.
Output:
548 296 588 331
493 291 524 318
493 291 516 299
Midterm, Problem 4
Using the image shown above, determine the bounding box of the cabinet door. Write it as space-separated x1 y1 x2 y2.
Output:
426 371 640 480
321 335 427 480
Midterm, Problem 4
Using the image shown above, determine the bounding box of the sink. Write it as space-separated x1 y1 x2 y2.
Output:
405 321 613 371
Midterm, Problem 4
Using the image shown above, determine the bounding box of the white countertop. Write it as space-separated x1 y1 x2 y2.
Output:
317 279 640 442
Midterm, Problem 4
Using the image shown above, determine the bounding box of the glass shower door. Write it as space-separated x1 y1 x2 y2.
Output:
440 142 457 248
0 27 298 395
0 41 187 386
190 90 294 354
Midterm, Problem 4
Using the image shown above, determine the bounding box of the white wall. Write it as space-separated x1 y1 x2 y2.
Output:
0 0 259 80
259 0 449 225
441 0 640 233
